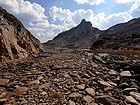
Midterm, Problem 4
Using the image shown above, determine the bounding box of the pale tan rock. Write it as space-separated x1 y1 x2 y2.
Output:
28 80 40 85
13 86 28 95
0 79 10 85
124 95 139 105
130 92 140 101
120 71 132 77
83 95 95 104
85 88 95 97
75 84 85 90
124 88 138 92
0 7 43 61
68 100 75 105
39 83 50 89
98 80 112 87
108 70 117 76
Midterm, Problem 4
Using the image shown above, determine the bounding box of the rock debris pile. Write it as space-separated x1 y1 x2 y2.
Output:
0 50 139 105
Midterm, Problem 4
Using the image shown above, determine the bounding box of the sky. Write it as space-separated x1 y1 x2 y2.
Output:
0 0 140 42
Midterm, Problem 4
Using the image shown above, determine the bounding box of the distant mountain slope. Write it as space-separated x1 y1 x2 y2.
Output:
46 19 102 49
0 7 44 61
91 17 140 50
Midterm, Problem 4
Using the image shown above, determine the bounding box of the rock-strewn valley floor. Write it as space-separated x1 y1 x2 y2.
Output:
0 49 140 105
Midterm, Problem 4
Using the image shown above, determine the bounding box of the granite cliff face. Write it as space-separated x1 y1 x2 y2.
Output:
47 19 102 49
0 7 43 61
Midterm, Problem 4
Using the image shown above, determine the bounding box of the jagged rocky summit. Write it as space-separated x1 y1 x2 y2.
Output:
45 19 102 49
46 17 140 50
0 7 44 61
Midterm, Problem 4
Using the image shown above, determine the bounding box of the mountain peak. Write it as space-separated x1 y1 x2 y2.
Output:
81 19 86 23
78 19 92 29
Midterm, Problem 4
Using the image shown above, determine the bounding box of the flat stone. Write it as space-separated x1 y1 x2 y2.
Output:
104 87 113 92
98 80 112 87
93 55 106 64
0 79 10 85
37 76 43 80
108 70 117 76
108 82 117 87
82 74 90 78
0 98 7 102
85 88 95 97
0 92 13 99
68 100 75 105
39 83 50 90
13 86 28 95
120 71 132 77
83 95 95 104
41 91 47 95
28 80 40 85
124 95 139 105
124 88 137 92
96 95 119 105
130 92 140 101
69 92 82 99
75 84 85 90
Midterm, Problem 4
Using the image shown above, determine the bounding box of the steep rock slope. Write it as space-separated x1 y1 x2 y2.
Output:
0 7 43 61
46 19 102 49
91 17 140 50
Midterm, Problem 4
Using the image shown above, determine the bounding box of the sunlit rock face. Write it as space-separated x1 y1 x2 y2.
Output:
0 7 44 61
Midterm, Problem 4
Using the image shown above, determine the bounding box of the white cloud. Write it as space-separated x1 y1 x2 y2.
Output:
0 0 47 22
0 1 134 43
74 0 104 5
49 6 132 30
129 0 140 14
49 6 72 21
96 12 133 29
114 0 135 4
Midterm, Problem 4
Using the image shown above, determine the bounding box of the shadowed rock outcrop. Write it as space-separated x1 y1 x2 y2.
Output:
0 7 43 61
90 17 140 50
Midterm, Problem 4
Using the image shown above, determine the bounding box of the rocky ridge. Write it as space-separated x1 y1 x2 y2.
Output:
0 7 43 61
91 17 140 50
46 19 101 49
0 49 139 105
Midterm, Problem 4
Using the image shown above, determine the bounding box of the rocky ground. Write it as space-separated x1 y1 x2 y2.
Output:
0 49 140 105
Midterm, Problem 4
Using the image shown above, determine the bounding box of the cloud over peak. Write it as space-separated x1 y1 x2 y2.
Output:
0 0 138 42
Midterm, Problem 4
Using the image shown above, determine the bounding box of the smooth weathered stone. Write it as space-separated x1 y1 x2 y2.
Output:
39 83 50 90
124 95 139 105
85 88 95 97
130 92 140 101
28 80 40 85
108 70 117 76
83 95 95 104
75 84 85 90
69 92 82 99
0 79 10 85
13 86 28 95
120 71 132 77
68 100 75 105
98 80 112 87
